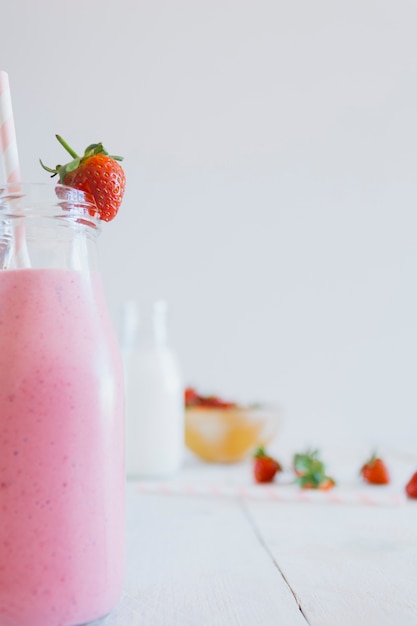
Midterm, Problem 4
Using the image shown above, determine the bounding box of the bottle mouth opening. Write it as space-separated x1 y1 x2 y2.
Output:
0 183 100 228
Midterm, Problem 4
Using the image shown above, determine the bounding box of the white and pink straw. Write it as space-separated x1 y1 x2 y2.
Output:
0 71 31 268
0 71 21 184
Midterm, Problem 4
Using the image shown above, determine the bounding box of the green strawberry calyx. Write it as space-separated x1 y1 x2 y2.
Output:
40 134 124 184
253 447 268 459
293 448 336 489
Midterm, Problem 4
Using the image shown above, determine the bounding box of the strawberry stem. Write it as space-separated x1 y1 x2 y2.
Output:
39 158 58 175
55 135 79 159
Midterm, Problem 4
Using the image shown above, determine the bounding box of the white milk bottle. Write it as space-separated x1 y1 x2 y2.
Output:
122 300 184 478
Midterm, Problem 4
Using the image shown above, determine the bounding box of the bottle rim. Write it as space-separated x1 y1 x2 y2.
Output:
0 182 100 229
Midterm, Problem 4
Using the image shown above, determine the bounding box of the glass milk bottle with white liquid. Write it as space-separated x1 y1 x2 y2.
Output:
122 300 184 478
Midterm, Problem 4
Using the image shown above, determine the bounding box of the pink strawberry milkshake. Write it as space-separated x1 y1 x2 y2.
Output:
0 268 125 626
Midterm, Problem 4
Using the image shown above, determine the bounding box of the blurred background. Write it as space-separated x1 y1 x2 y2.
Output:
1 0 417 450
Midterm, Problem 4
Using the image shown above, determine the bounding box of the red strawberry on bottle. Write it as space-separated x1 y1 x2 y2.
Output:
253 447 282 483
405 471 417 499
41 135 125 222
360 454 390 485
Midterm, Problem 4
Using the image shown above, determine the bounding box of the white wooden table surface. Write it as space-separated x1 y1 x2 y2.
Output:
101 448 417 626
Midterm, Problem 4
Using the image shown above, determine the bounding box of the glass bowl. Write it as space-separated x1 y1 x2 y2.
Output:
185 404 281 463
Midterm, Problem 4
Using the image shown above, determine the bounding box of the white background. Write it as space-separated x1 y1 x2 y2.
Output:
1 0 417 450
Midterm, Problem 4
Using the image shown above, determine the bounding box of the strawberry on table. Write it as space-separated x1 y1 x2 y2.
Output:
253 447 282 483
41 135 126 222
293 448 336 490
405 471 417 499
360 454 390 485
296 474 335 490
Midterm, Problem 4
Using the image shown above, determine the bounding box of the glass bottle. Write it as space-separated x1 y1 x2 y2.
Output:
122 299 184 478
0 183 125 626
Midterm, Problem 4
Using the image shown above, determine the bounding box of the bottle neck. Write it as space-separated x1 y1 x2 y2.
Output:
121 300 170 351
0 183 100 272
152 301 168 347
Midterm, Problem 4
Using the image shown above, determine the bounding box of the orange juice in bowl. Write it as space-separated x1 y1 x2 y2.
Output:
184 388 280 463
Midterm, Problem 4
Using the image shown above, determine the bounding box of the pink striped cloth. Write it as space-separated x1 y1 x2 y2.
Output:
132 474 407 507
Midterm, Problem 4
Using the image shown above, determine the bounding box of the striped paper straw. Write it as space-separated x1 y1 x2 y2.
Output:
0 71 31 268
0 71 21 183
